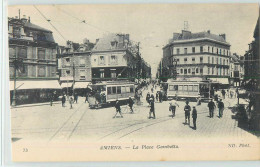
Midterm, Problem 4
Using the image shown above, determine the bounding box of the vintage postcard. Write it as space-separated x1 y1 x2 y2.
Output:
8 3 260 161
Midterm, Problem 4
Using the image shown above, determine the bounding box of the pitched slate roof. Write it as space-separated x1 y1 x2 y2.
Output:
92 33 126 51
24 22 52 33
173 31 228 43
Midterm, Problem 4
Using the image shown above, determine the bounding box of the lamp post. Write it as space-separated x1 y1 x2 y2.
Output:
12 58 23 106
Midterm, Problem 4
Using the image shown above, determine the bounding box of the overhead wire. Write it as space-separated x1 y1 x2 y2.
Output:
53 5 111 34
33 5 67 42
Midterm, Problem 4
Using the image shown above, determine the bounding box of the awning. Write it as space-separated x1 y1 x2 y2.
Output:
210 78 229 84
73 82 91 89
9 80 61 90
60 82 73 88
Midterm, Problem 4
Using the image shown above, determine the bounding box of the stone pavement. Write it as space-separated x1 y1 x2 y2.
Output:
11 86 259 144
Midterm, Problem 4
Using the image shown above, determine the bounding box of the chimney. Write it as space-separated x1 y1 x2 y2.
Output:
173 33 180 40
182 30 191 39
21 15 28 23
219 34 226 40
207 30 210 34
96 39 99 43
28 16 30 23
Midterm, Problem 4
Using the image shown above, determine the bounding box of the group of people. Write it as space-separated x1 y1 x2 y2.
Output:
60 93 79 109
207 98 225 118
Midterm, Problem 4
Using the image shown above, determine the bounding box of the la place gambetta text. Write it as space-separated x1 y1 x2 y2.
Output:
100 144 179 150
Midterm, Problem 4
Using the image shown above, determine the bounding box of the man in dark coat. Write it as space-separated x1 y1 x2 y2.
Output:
184 101 191 125
74 93 78 103
218 99 224 118
149 99 155 119
192 106 197 130
159 91 162 102
221 89 226 99
113 100 123 118
128 97 134 113
61 95 66 107
208 99 216 118
146 92 150 104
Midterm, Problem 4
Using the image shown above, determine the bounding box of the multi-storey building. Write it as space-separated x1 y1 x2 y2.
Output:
244 18 259 131
229 53 244 87
8 15 60 105
57 40 93 95
161 30 231 85
91 33 140 82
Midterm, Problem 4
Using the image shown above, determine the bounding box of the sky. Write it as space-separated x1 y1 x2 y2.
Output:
8 4 259 77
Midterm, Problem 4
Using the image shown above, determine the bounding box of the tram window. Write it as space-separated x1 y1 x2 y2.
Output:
117 86 121 94
121 86 126 93
183 85 188 91
169 85 174 91
194 85 198 92
130 86 134 93
174 85 178 91
179 85 183 91
126 86 130 93
189 85 193 91
107 87 112 95
112 87 117 94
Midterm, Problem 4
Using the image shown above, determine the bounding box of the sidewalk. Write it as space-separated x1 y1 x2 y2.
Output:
11 101 61 109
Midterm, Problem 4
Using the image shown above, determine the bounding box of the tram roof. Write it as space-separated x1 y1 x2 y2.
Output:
91 81 136 86
165 80 211 84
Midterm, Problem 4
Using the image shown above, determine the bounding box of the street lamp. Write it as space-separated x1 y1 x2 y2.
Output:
12 57 23 106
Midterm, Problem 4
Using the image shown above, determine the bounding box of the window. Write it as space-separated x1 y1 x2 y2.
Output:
200 46 203 53
176 58 179 62
220 49 222 55
79 57 85 66
121 86 126 93
192 68 195 75
180 69 183 74
208 57 210 63
184 58 187 63
212 47 214 53
126 86 130 93
9 46 16 58
100 69 104 78
224 50 225 55
188 69 191 74
208 68 210 74
65 58 70 63
79 70 85 80
176 48 180 54
130 86 134 93
217 48 218 54
223 60 225 65
212 67 214 75
212 57 214 64
38 66 46 77
111 55 117 64
18 65 28 77
37 48 45 60
117 86 121 94
111 70 116 78
184 69 187 74
200 57 203 63
227 50 229 56
107 87 112 95
184 48 187 54
179 85 183 91
169 85 174 91
208 46 210 52
192 57 195 63
183 85 188 91
200 68 203 74
220 58 222 65
194 85 198 92
216 58 218 64
196 68 199 73
99 56 105 65
189 85 193 91
66 70 70 75
112 87 117 94
174 85 178 91
192 47 195 53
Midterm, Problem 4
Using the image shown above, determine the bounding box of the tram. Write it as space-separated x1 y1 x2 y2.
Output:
88 81 136 108
167 81 211 102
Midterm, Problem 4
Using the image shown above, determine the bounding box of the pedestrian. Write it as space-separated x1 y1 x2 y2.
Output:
192 106 197 130
196 97 201 106
169 100 179 118
221 89 226 99
50 93 53 106
128 96 134 113
85 93 88 103
61 95 66 107
156 91 159 102
159 91 162 102
230 90 233 99
218 99 224 118
207 99 216 118
74 93 78 103
113 100 123 118
149 98 155 119
150 94 155 102
146 92 150 104
184 100 191 125
69 96 73 109
151 87 154 93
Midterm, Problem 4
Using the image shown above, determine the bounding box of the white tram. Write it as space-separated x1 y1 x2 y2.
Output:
88 81 135 108
167 81 211 101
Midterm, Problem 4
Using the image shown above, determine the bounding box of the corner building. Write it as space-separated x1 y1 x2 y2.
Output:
163 30 231 84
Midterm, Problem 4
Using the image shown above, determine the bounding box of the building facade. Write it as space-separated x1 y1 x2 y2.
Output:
229 54 244 87
91 33 141 83
9 15 60 105
57 40 93 95
160 30 231 85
